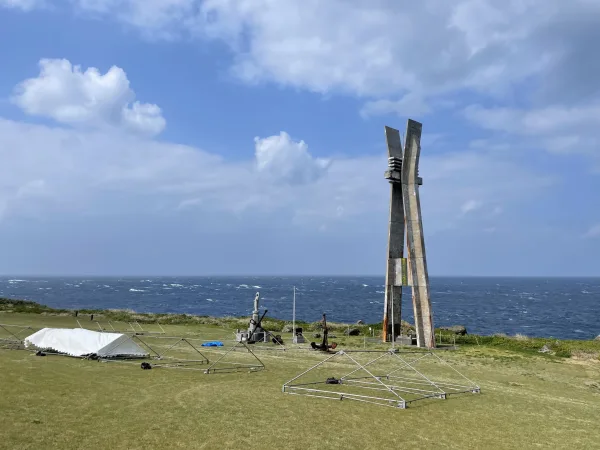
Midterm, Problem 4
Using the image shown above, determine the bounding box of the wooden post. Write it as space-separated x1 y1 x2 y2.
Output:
402 119 435 348
383 126 405 343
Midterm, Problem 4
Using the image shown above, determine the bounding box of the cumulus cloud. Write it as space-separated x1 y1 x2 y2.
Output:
50 0 600 176
254 132 330 185
11 58 166 136
0 109 570 275
0 118 555 234
196 0 558 100
10 0 600 171
73 0 199 40
58 0 599 107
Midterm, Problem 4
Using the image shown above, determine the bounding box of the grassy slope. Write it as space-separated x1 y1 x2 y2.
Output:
1 312 600 449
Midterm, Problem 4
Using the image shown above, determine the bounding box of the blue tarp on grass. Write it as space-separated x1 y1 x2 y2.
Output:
201 341 224 347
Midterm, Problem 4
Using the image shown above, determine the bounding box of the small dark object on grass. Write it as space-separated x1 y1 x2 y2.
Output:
325 377 340 384
272 334 284 345
91 314 94 321
313 333 321 338
311 342 337 351
141 362 152 370
35 351 46 357
345 328 360 336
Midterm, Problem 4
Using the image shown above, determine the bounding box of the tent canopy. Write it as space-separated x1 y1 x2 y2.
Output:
24 328 148 358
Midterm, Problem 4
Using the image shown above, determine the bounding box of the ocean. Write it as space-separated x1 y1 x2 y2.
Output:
0 276 598 340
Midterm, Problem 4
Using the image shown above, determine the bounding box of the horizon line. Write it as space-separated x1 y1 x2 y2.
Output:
1 274 599 279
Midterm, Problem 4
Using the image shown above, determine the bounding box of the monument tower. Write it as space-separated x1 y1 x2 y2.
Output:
383 119 435 349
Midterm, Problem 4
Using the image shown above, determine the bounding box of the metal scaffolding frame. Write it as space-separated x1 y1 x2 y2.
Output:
97 334 210 370
0 322 267 374
283 349 480 409
203 340 266 374
76 319 165 335
0 324 36 349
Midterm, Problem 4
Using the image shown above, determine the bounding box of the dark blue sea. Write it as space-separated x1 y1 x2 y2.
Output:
0 277 598 340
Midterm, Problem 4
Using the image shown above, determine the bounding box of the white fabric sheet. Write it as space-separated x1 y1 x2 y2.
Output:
24 328 148 357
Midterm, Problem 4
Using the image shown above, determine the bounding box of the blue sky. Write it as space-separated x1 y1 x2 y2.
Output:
0 0 599 277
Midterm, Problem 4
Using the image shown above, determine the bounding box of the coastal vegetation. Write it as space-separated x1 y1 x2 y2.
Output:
2 298 598 360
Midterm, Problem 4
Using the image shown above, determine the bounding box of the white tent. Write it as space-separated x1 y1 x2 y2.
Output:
24 328 148 358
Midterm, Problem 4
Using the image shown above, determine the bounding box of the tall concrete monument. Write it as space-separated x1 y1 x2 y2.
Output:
382 126 405 343
383 119 435 349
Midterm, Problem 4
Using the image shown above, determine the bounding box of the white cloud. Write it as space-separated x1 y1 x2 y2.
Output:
11 58 166 136
461 200 482 214
254 132 330 185
0 117 556 235
420 150 555 232
120 101 165 136
0 0 42 10
360 93 432 119
58 0 599 108
463 103 600 166
8 0 600 153
73 0 200 40
464 104 600 136
583 224 600 239
195 0 566 100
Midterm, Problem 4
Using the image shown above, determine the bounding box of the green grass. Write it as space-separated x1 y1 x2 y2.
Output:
437 332 600 359
1 307 600 449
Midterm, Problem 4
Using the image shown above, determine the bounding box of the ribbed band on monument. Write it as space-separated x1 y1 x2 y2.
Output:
388 156 402 171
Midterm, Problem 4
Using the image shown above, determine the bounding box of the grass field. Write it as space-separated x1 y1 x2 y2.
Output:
1 312 600 450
